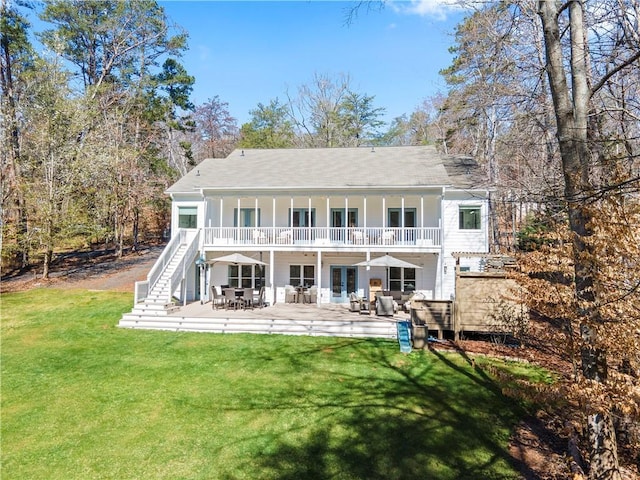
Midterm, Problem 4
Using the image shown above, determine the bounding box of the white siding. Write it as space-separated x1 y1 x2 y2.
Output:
441 191 490 299
171 194 203 237
442 194 489 256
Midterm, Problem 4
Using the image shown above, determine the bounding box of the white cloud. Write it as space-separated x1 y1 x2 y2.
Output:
389 0 463 20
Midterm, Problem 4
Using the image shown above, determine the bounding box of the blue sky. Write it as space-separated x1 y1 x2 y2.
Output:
160 1 465 126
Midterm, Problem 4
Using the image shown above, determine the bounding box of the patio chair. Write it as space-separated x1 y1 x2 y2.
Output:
277 230 293 244
382 230 395 245
349 292 362 312
252 229 267 244
210 286 226 310
224 288 239 310
351 230 366 244
306 285 318 304
376 295 397 316
284 285 297 303
253 286 265 308
242 288 254 309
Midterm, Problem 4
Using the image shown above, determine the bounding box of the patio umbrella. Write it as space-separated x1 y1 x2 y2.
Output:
207 253 267 300
353 254 422 290
207 253 266 265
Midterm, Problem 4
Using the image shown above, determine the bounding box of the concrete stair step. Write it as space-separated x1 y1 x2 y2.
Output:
117 315 397 339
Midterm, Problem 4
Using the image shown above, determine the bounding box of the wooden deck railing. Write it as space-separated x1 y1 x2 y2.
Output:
202 227 441 247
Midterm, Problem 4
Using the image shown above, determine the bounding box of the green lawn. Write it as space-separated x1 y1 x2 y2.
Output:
1 289 549 479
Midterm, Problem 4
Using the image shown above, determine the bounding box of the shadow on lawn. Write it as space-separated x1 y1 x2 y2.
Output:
222 340 540 480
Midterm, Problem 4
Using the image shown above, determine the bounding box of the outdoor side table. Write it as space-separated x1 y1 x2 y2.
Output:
359 299 371 314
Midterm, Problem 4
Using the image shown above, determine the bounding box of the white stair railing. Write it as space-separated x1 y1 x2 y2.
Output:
134 229 192 304
167 230 201 306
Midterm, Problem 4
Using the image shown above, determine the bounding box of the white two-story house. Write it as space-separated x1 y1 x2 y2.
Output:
134 145 490 308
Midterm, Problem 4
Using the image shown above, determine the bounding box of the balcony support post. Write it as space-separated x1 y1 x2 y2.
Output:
316 251 322 304
326 197 330 242
345 196 349 241
401 196 405 242
364 196 367 233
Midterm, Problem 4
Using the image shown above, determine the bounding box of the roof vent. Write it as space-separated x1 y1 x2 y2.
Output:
241 150 245 156
196 169 200 176
371 146 375 153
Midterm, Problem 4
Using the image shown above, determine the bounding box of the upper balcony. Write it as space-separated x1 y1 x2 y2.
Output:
202 226 441 249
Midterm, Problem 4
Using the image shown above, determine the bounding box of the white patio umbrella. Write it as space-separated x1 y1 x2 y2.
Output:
206 253 267 303
353 254 422 290
207 253 266 265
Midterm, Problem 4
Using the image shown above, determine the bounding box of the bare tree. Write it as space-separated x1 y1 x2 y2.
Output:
287 72 351 147
192 96 238 160
20 54 81 278
286 73 385 147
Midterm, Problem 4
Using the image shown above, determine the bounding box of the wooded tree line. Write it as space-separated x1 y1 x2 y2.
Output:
1 0 197 276
428 2 639 479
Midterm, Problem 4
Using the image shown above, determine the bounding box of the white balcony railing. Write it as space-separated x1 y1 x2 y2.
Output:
202 227 441 248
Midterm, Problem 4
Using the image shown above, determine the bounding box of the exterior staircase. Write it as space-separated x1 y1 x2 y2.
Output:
120 244 188 323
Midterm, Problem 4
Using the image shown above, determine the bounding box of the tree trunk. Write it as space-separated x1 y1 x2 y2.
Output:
537 1 621 478
132 206 139 252
588 412 622 480
115 215 124 258
42 249 52 279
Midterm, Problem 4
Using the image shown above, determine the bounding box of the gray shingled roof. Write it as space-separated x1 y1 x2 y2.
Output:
166 145 488 194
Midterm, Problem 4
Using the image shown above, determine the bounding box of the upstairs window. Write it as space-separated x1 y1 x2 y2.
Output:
459 206 481 230
178 206 197 229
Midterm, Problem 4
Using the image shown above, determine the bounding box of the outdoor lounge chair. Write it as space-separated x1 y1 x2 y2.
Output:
349 292 363 312
211 286 226 310
376 295 396 316
349 292 370 313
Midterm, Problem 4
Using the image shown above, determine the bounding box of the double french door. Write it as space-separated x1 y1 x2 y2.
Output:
330 266 357 303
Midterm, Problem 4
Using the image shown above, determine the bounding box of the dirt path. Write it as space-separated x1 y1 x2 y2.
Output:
0 245 164 293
